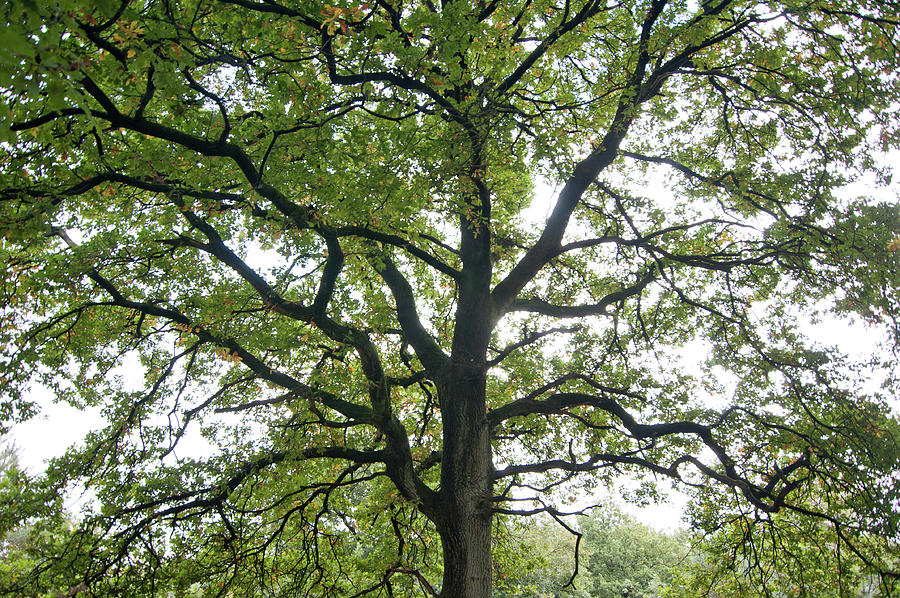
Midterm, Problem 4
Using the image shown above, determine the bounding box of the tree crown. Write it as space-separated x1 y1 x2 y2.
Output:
1 0 898 595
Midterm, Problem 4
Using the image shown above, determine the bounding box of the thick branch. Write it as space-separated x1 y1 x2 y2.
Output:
71 75 312 231
493 452 679 480
49 228 374 425
495 0 608 96
313 230 344 318
373 255 450 376
492 0 761 314
488 326 579 366
491 390 813 512
510 266 656 318
334 225 460 279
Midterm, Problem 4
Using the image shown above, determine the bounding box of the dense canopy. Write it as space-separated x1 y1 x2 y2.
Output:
1 0 899 596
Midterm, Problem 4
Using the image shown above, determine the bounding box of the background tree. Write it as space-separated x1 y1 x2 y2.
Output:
662 479 900 598
0 436 86 597
1 0 899 596
0 436 17 477
496 504 688 598
581 507 687 598
491 515 591 598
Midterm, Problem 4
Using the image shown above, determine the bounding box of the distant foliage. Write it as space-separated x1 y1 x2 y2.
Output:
497 505 688 598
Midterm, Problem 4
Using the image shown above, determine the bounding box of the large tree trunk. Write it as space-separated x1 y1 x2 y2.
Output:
437 503 493 598
436 362 494 598
436 197 496 597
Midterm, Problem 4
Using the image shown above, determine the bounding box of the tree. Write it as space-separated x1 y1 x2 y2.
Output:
491 515 591 598
1 0 898 595
662 481 900 597
0 436 85 597
0 436 17 476
497 505 688 598
582 508 687 598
